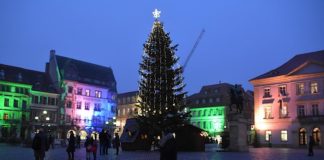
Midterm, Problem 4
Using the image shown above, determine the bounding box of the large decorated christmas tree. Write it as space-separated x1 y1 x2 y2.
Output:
137 9 190 137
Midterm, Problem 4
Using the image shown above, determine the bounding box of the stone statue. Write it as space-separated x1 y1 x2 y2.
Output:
229 84 244 113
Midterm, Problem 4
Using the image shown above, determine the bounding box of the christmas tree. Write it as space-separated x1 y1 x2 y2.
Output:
137 9 189 137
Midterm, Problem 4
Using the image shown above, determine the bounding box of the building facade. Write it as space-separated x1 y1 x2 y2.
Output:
0 64 59 140
48 50 117 139
250 50 324 148
186 83 254 141
116 91 140 134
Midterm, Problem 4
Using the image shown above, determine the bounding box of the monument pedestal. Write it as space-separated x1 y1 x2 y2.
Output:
228 114 249 152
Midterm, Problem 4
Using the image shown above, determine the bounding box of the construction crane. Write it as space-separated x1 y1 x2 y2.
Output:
183 29 205 70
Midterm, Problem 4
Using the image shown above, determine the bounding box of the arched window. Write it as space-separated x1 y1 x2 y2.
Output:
299 128 307 145
313 128 321 145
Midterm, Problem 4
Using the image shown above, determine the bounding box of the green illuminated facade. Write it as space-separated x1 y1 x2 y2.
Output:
0 81 31 139
190 106 226 136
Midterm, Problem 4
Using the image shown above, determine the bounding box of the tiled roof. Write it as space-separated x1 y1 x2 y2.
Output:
250 50 324 81
55 55 117 91
188 83 234 98
0 64 57 93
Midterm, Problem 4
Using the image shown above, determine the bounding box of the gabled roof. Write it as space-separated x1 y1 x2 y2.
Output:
0 64 57 93
250 50 324 81
55 55 117 91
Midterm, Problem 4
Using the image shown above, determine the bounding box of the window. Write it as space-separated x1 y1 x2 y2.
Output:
111 105 116 113
296 83 305 95
281 130 288 141
22 100 27 109
265 130 272 142
66 101 72 108
66 115 71 123
76 101 81 109
13 99 18 108
280 104 288 118
77 88 82 95
94 103 101 111
127 97 131 103
85 89 90 96
4 98 9 107
50 98 56 105
264 88 271 98
209 98 213 103
297 105 305 117
195 100 199 104
312 104 319 116
33 95 39 104
310 82 318 94
216 98 220 102
85 102 90 110
68 86 73 93
95 90 102 98
41 96 47 105
278 85 287 96
264 106 273 119
3 113 9 120
202 99 206 104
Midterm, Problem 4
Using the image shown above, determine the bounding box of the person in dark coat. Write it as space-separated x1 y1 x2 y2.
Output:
84 136 92 160
66 131 76 160
92 136 98 160
76 134 81 149
159 131 177 160
48 134 54 149
308 135 315 156
113 133 121 155
99 129 105 155
104 131 111 155
32 128 49 160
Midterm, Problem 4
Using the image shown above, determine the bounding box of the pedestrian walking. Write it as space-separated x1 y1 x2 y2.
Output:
104 131 111 155
113 133 121 155
92 136 98 160
308 135 315 156
48 134 54 149
32 128 49 160
99 129 106 155
66 131 76 160
159 131 177 160
84 136 92 160
76 134 81 149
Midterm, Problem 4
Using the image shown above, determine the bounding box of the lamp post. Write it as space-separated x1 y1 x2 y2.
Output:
35 110 51 131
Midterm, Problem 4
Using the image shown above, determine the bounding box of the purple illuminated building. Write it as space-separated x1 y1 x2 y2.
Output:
48 50 117 139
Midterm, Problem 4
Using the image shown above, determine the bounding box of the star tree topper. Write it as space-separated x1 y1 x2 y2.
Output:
152 9 161 19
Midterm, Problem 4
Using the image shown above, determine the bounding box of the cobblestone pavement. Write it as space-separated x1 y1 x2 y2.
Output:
1 143 324 160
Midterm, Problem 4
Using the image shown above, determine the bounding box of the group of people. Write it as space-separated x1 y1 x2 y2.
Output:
31 129 121 160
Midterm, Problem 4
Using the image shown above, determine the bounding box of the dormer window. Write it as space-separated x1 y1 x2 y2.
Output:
0 70 4 79
17 73 22 82
263 88 271 98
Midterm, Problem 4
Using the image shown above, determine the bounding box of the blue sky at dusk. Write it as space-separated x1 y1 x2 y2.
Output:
1 0 324 95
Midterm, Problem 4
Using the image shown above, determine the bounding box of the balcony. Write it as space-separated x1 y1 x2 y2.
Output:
297 115 324 124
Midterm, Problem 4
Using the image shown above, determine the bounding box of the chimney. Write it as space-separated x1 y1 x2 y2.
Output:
50 49 56 58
